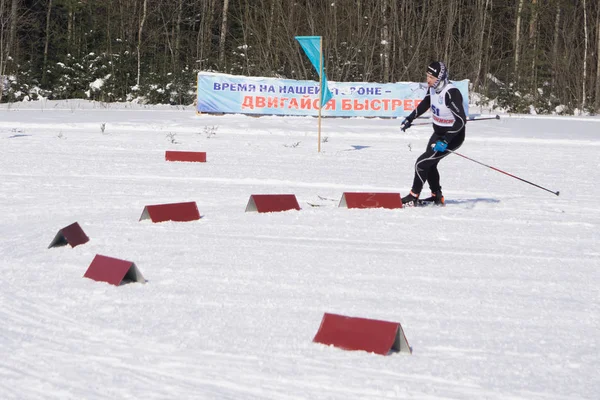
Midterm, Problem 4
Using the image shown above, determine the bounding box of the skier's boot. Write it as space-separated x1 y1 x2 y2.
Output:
420 190 445 206
401 191 420 207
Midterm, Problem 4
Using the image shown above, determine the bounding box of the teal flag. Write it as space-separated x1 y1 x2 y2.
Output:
295 36 333 106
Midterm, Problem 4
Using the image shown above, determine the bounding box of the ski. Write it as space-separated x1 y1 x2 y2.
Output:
318 195 337 202
416 199 445 207
402 199 445 208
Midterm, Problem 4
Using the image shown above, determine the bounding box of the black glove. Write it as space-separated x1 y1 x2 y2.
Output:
401 112 415 132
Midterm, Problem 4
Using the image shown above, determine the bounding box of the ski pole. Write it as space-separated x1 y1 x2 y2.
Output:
468 115 501 122
411 114 500 126
446 149 560 196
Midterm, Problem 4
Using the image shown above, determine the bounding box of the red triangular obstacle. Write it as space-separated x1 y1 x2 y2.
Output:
139 201 201 222
313 312 411 355
338 192 403 209
48 222 89 248
83 254 146 286
165 150 207 162
245 194 300 213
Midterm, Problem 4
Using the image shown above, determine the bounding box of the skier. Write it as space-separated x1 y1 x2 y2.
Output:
400 61 467 207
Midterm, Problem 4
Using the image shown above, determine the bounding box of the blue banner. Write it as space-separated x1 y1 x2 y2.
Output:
196 72 469 118
295 36 333 106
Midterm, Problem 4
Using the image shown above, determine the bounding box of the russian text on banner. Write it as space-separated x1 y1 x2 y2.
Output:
196 72 469 118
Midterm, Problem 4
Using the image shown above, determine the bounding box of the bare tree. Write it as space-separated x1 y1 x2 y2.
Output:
381 0 390 82
196 0 217 70
1 0 599 112
551 3 561 92
218 0 229 69
9 0 16 55
266 0 275 49
514 0 524 81
42 0 53 85
0 0 19 103
583 0 588 109
137 0 148 86
529 0 538 92
176 0 182 68
443 0 458 65
0 0 8 102
473 0 491 91
596 0 600 112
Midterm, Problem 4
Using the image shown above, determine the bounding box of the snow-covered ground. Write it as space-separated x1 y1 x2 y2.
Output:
1 99 598 399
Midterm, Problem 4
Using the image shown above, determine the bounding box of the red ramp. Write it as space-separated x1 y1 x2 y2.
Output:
313 312 411 355
139 201 201 222
165 150 207 162
245 194 300 213
48 222 89 248
339 192 403 209
83 254 146 286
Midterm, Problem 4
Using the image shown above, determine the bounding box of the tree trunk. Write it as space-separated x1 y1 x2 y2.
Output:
42 0 53 86
551 4 561 92
137 0 148 87
241 0 249 75
482 0 494 95
67 7 73 50
583 0 588 109
106 0 112 55
474 0 490 91
218 0 230 70
118 0 126 45
266 0 275 48
9 0 17 56
196 0 214 69
381 0 390 82
0 0 6 102
595 0 600 112
389 1 399 79
356 0 362 38
514 0 524 82
443 0 457 64
175 0 182 72
331 2 338 80
529 0 538 94
159 7 174 71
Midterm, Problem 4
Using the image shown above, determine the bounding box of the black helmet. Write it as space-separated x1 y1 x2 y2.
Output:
427 61 448 91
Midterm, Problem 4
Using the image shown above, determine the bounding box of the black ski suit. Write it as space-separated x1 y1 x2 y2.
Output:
407 84 466 195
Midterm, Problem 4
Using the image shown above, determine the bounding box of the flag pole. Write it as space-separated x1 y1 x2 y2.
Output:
318 37 323 153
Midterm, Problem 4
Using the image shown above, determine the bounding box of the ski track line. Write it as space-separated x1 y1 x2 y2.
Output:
0 172 401 192
3 118 600 147
2 280 584 399
0 172 585 206
202 233 597 264
1 342 507 400
7 353 309 400
0 295 280 399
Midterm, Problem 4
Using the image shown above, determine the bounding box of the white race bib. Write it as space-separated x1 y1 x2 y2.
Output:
430 84 456 127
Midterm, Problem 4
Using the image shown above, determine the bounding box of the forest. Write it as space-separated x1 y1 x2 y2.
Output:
0 0 599 114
